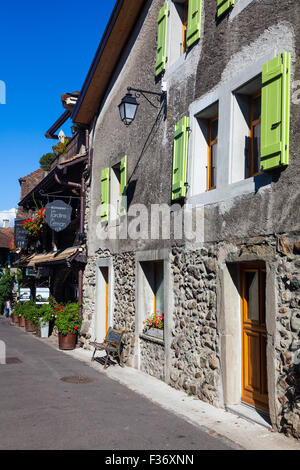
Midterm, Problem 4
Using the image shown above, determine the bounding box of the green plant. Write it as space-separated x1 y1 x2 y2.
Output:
52 139 70 156
21 208 46 238
143 311 164 331
0 268 13 313
14 269 23 286
13 301 23 318
39 304 54 324
39 153 56 171
55 302 82 335
23 300 40 324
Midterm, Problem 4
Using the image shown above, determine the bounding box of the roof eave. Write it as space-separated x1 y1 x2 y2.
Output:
71 0 145 126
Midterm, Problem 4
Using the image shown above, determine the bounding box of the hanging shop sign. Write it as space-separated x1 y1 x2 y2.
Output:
14 218 28 248
20 288 31 302
35 287 50 305
45 200 72 232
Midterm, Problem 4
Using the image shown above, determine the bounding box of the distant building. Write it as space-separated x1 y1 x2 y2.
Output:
0 220 16 271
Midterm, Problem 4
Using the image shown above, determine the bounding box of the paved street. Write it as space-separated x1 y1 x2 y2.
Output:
0 317 237 451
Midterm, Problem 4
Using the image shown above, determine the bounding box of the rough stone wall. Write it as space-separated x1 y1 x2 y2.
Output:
81 250 136 366
140 337 165 381
169 246 220 407
275 235 300 438
112 252 136 366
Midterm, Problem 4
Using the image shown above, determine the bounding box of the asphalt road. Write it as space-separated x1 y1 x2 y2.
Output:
0 317 237 451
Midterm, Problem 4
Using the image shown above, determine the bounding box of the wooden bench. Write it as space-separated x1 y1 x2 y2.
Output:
90 328 124 369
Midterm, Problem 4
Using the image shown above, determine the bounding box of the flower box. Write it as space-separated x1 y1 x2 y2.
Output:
145 327 164 340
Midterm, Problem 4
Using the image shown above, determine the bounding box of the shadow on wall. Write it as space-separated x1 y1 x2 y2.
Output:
253 164 287 193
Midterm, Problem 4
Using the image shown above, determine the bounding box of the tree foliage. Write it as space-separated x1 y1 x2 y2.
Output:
0 268 13 312
39 153 56 171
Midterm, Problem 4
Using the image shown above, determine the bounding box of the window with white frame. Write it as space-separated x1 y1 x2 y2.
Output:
139 261 164 334
232 75 262 183
155 1 202 76
192 101 219 194
169 0 189 66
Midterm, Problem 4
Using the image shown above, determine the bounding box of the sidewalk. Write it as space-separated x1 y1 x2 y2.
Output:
28 326 300 451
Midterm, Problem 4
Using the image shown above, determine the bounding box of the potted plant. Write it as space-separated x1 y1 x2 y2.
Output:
55 303 82 350
21 208 46 240
143 311 164 340
23 301 38 333
38 304 54 338
12 301 21 324
14 301 26 327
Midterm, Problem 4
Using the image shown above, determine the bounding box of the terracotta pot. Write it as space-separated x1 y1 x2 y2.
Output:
12 314 18 324
58 332 77 350
19 315 25 327
25 320 34 332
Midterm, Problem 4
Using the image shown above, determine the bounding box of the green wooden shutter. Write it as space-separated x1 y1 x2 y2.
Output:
155 3 168 77
217 0 234 18
172 116 189 200
119 155 127 216
261 52 290 170
186 0 202 49
100 167 109 222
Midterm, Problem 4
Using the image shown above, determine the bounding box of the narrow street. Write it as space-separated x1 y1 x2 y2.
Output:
0 318 237 451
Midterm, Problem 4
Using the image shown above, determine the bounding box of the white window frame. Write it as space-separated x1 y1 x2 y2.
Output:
164 0 204 76
134 249 173 375
93 258 114 343
186 52 277 208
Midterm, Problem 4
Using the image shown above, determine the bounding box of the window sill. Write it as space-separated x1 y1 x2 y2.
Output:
188 174 272 207
139 332 164 346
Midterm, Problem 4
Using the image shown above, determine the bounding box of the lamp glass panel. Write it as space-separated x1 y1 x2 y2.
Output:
125 102 137 121
119 103 125 121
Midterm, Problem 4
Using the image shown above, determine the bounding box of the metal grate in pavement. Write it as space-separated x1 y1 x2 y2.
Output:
60 376 97 384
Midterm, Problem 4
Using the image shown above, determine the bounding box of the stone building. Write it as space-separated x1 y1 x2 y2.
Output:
72 0 300 438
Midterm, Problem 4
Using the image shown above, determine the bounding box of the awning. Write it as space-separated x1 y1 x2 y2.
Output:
25 247 86 267
13 254 35 267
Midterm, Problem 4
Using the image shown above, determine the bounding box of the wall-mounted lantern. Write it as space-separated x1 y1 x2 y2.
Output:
118 86 167 126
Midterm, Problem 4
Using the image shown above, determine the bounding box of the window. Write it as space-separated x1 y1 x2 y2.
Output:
155 1 202 74
100 156 127 222
190 101 219 195
207 115 218 190
153 261 164 314
181 0 188 55
247 90 261 177
232 76 262 182
140 261 164 322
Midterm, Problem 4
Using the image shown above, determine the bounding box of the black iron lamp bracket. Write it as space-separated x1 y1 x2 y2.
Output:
127 86 167 112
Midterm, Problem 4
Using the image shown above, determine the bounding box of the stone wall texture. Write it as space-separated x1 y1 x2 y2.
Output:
169 247 220 407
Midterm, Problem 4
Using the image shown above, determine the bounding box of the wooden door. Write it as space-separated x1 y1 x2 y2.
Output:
241 264 268 412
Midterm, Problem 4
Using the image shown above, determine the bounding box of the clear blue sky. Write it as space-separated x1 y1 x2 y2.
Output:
0 0 116 215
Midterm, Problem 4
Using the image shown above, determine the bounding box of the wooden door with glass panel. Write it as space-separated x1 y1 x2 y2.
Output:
241 263 268 412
